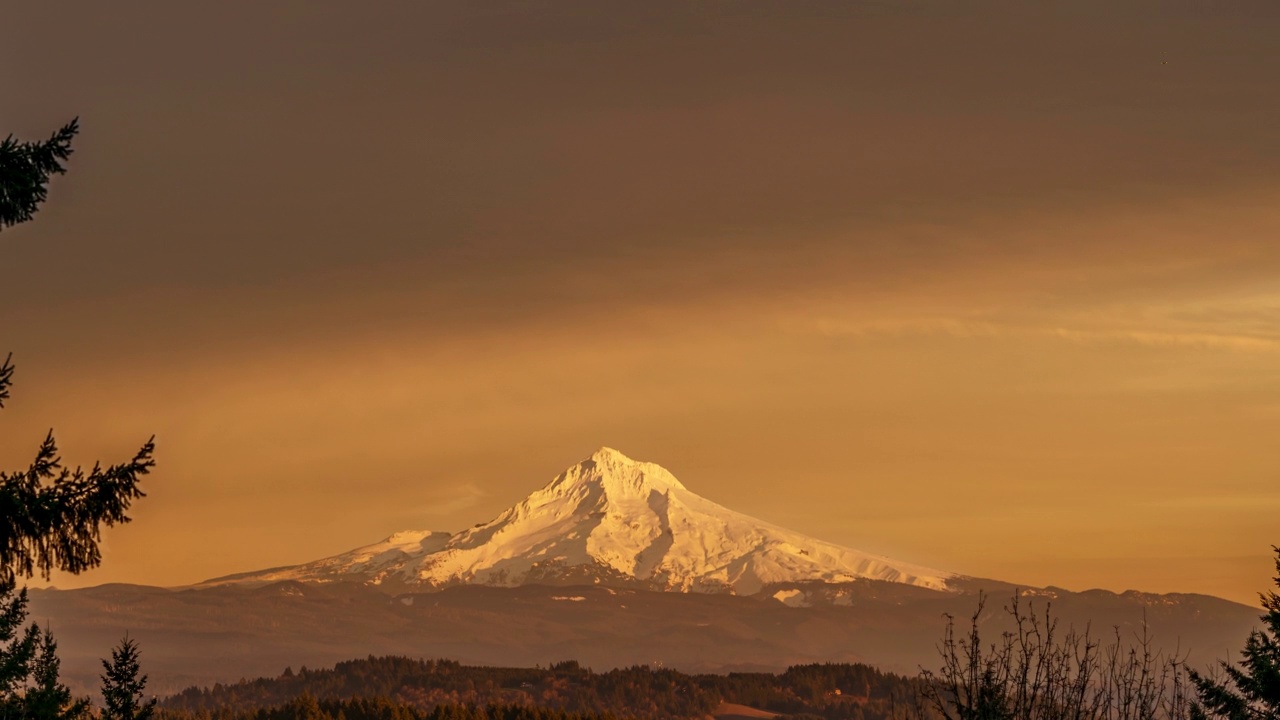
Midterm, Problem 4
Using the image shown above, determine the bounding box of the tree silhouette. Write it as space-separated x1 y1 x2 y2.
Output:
0 580 41 701
0 580 92 720
1 117 154 720
1 118 156 584
100 637 156 720
914 592 1192 720
0 365 156 583
21 625 90 720
1190 546 1280 720
0 118 79 231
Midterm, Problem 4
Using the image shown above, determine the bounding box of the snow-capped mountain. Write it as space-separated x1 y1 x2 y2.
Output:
204 447 955 595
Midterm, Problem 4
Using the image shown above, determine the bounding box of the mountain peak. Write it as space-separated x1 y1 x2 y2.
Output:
567 446 686 495
206 448 955 595
589 446 632 462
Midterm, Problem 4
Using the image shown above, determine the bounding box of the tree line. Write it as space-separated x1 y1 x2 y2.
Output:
161 695 626 720
160 656 924 720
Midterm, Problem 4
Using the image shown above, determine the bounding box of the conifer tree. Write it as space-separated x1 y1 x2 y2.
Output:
0 355 156 583
1 118 156 584
0 118 78 231
22 626 90 720
287 694 327 720
1190 546 1280 720
100 637 156 720
0 580 40 702
1 117 153 720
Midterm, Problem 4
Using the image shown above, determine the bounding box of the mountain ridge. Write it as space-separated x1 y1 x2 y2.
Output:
202 447 956 595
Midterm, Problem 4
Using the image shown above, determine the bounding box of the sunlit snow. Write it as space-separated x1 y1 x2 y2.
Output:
208 447 954 594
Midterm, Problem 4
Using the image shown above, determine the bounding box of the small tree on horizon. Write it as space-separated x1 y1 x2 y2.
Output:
1189 546 1280 720
100 637 155 720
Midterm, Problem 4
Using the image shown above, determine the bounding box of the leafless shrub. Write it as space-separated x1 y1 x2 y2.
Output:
911 592 1191 720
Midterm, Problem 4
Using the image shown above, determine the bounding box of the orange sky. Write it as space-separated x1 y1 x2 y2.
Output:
2 0 1278 605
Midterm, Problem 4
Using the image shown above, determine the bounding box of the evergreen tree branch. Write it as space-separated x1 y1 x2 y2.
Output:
0 118 79 231
0 430 156 583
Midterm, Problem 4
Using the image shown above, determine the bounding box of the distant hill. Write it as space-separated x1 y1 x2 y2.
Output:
30 580 1258 697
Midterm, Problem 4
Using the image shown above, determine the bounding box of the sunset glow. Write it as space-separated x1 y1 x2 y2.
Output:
3 1 1278 607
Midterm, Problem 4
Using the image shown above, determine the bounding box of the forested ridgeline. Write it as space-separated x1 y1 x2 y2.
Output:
158 657 920 720
163 697 624 720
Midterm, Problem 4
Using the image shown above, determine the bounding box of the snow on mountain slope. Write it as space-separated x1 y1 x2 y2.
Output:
201 530 453 587
204 448 955 594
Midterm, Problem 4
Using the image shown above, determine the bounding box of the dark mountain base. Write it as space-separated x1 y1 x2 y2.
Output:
27 580 1258 697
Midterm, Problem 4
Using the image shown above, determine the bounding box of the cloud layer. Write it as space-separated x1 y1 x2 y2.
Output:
1 0 1277 603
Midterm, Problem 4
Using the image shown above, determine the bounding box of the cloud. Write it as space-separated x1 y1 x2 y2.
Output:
1140 495 1280 511
1047 327 1280 352
793 314 1280 353
789 287 1280 355
411 483 488 517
